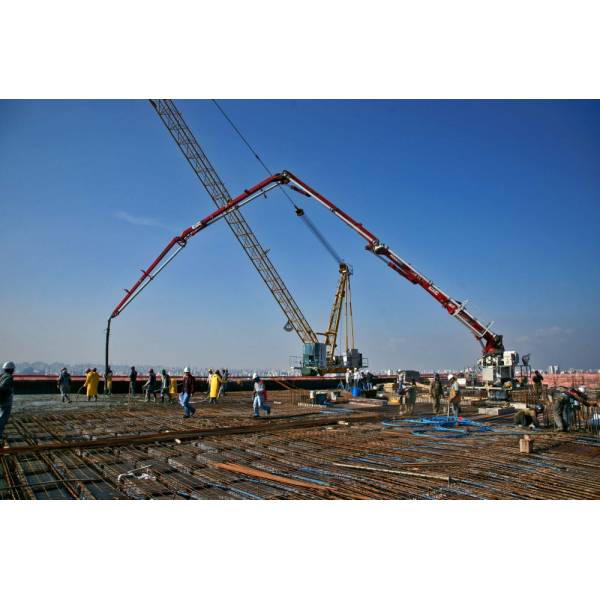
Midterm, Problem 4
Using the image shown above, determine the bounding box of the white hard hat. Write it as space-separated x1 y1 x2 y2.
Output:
183 366 190 373
578 386 586 393
3 361 15 371
252 372 258 379
448 373 455 380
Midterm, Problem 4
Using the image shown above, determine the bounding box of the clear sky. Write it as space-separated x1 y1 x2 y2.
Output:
1 100 599 372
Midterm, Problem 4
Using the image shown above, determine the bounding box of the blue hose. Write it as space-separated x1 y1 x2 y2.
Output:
382 416 492 437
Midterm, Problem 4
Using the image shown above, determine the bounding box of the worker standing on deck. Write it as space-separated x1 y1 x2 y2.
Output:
447 374 461 417
104 366 113 397
144 368 158 402
345 369 351 391
57 367 72 403
220 368 229 398
169 372 178 399
129 366 138 398
207 369 214 398
533 370 544 400
180 366 196 418
405 379 417 415
396 370 404 395
0 361 16 448
252 373 271 418
429 373 443 414
160 369 171 403
209 369 222 405
86 368 100 402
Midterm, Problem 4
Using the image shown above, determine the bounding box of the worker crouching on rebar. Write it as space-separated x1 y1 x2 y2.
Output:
551 386 596 432
180 367 196 418
0 361 15 448
447 374 461 417
252 373 271 418
514 405 542 429
429 373 443 414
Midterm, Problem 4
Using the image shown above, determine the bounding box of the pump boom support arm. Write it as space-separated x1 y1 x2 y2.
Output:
109 179 282 320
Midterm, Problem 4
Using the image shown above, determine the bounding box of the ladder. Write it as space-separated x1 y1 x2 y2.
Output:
149 99 318 344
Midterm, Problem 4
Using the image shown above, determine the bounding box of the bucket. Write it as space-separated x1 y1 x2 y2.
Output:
351 386 362 397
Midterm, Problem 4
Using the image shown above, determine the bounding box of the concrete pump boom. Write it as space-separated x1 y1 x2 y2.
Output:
105 170 504 372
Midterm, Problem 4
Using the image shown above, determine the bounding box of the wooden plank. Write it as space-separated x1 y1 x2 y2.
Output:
210 462 334 491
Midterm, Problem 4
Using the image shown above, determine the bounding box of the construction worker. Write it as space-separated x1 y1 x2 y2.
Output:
429 373 443 414
129 366 138 398
0 361 15 448
209 369 222 405
345 369 351 391
104 366 113 397
160 369 171 403
352 368 359 389
180 366 196 418
144 368 158 402
220 368 229 398
206 368 214 397
552 386 596 432
85 367 100 402
169 372 178 399
396 370 404 394
447 374 461 417
364 370 374 391
404 379 417 415
532 370 544 400
514 406 541 429
252 373 271 418
57 367 72 403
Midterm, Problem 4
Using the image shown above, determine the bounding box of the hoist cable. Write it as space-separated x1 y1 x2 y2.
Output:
212 99 343 266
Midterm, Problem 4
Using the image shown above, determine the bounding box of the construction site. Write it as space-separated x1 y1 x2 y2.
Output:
2 99 599 501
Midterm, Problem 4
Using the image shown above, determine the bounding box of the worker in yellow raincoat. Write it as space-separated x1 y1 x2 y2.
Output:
209 370 222 405
86 368 100 401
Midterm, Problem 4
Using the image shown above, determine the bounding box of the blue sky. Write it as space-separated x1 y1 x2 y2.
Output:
1 100 599 371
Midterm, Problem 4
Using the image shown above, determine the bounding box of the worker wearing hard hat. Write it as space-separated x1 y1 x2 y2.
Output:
0 361 16 447
447 374 462 417
252 373 271 418
345 369 351 391
180 366 196 418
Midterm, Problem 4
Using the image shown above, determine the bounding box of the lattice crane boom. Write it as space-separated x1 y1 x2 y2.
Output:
149 99 318 345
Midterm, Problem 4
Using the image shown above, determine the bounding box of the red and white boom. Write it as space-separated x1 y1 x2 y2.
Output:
105 171 504 371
